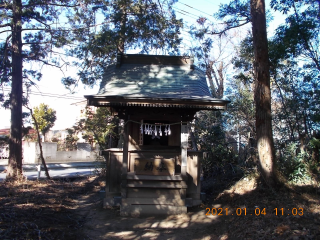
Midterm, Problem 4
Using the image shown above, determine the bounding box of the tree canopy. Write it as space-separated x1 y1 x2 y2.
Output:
63 0 183 89
212 0 320 184
32 103 56 140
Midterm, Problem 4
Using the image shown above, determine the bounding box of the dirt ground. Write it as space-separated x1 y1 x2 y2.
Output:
0 174 319 240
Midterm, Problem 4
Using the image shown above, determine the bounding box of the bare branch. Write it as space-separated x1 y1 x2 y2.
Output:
21 20 111 32
32 18 51 29
0 3 12 9
21 28 49 31
22 41 54 46
22 42 78 49
0 34 12 72
34 59 69 71
23 3 80 8
210 21 250 36
0 23 11 28
0 29 12 34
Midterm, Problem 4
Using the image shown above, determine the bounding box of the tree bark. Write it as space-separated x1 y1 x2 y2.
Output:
217 62 224 98
311 131 319 164
7 0 23 179
251 0 277 187
206 61 217 97
206 61 224 99
118 1 127 54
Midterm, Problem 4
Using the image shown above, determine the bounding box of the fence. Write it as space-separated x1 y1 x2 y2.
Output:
1 142 98 164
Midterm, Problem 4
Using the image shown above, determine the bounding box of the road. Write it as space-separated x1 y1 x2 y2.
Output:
0 161 101 181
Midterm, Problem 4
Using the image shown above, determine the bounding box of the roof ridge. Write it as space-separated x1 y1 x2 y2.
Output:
116 54 193 67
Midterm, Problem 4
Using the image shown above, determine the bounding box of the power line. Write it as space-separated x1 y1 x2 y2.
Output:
162 2 200 21
165 3 217 27
176 1 214 18
2 88 85 100
173 7 199 20
27 92 85 100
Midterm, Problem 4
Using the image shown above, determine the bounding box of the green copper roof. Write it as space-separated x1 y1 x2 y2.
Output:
94 54 213 100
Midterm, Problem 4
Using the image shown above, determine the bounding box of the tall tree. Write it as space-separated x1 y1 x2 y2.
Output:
0 0 86 178
214 0 277 186
250 0 276 187
7 0 23 178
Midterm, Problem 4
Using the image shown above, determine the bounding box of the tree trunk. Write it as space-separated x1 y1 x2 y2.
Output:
217 62 224 98
7 0 23 179
311 131 319 164
251 0 277 187
206 61 217 97
118 2 127 54
207 61 224 99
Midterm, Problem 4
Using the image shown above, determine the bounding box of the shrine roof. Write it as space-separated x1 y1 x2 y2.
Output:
85 54 229 109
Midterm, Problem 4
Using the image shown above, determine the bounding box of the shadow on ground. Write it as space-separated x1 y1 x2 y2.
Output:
0 174 319 240
79 175 320 240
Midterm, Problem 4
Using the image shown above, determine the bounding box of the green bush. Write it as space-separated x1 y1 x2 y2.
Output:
279 142 312 183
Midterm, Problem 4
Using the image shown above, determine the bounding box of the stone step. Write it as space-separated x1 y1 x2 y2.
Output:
127 188 183 199
122 197 186 206
126 182 183 189
126 173 183 181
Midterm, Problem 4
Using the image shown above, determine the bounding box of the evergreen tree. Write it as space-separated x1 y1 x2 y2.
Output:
213 0 277 187
250 0 277 187
270 0 320 71
270 0 320 136
0 0 90 178
63 0 183 89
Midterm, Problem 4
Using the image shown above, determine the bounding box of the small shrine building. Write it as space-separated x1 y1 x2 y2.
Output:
85 54 230 216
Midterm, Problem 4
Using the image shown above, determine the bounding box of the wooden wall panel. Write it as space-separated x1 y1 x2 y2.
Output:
129 121 140 150
168 124 180 146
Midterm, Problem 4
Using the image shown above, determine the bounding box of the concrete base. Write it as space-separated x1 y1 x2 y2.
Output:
192 199 202 206
200 192 206 202
120 205 187 217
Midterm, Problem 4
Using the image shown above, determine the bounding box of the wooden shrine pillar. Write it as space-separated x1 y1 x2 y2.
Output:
181 124 188 179
180 124 192 202
181 124 189 201
121 115 130 198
